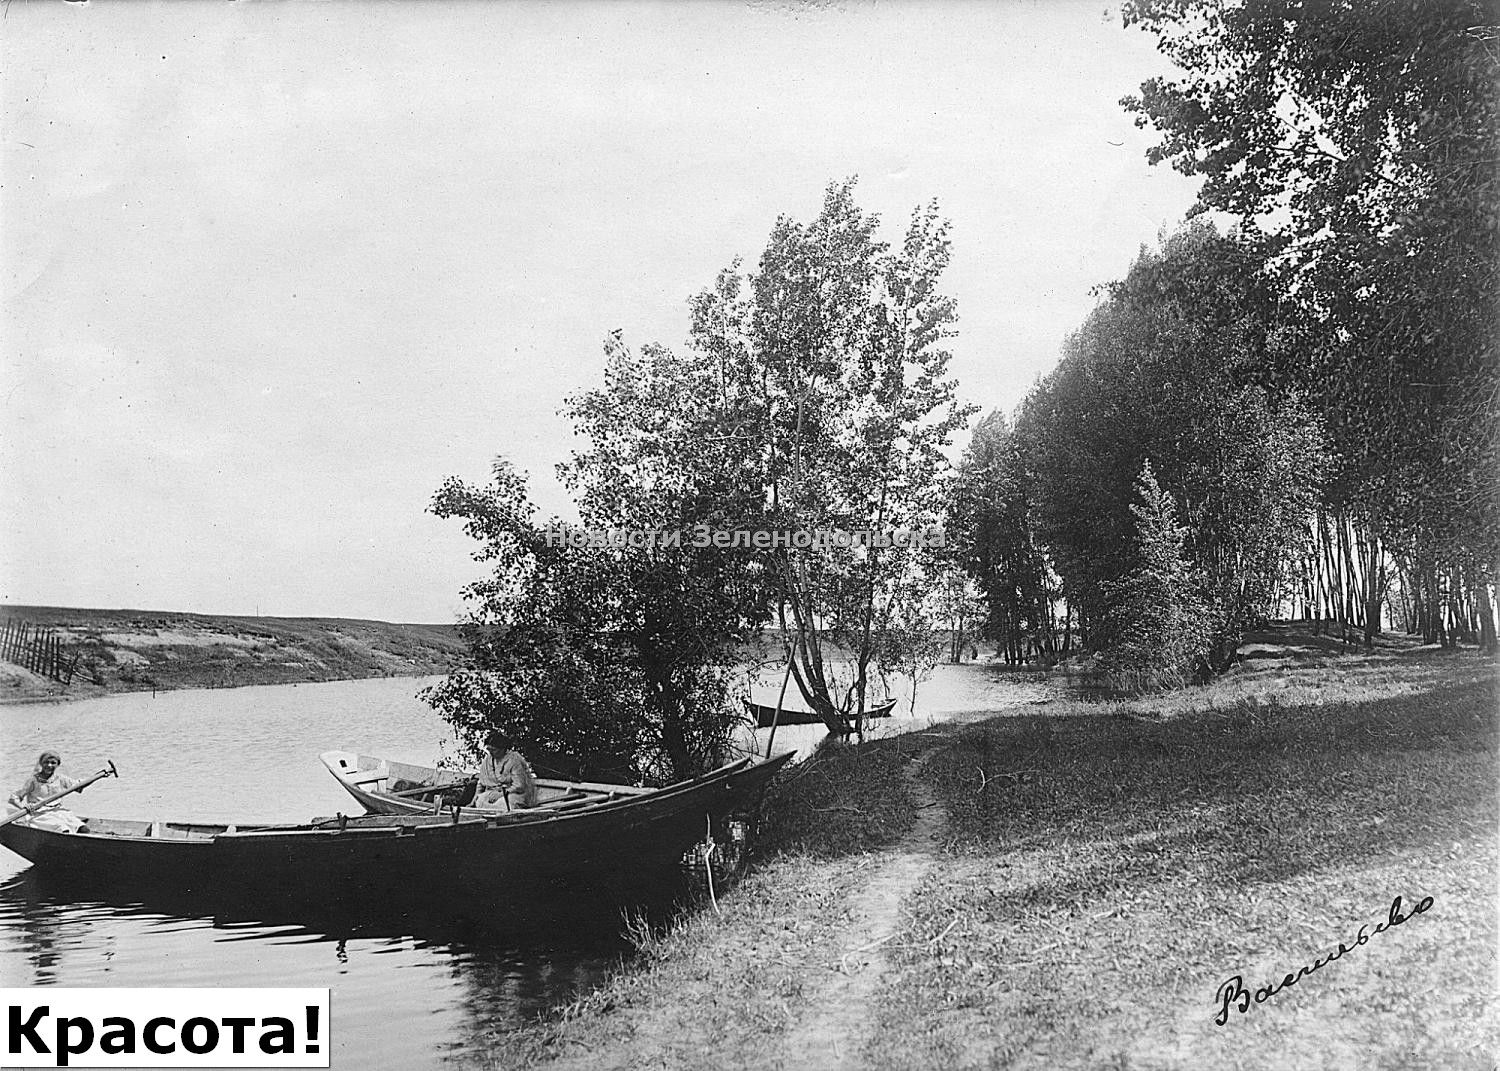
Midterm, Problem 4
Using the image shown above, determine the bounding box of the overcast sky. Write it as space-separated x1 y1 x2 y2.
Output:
2 0 1201 623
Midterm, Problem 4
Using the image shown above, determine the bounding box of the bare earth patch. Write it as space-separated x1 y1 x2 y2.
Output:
0 661 111 702
96 629 258 648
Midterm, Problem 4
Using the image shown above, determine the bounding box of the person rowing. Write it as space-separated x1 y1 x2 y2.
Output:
7 750 86 832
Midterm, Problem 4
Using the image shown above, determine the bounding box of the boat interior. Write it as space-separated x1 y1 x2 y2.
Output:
79 817 250 840
73 813 498 841
324 751 656 815
24 754 774 844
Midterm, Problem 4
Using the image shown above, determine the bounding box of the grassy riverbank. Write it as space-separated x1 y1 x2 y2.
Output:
480 638 1497 1070
0 605 465 702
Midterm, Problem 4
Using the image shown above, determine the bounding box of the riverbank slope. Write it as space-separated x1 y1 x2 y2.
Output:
0 605 465 703
485 635 1497 1070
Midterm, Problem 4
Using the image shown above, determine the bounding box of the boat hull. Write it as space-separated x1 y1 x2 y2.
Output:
744 699 897 728
0 753 794 905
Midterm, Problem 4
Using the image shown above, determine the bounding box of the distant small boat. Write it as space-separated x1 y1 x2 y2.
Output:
743 698 897 728
0 752 795 899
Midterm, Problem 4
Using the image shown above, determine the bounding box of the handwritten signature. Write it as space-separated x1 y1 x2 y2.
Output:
1214 893 1434 1025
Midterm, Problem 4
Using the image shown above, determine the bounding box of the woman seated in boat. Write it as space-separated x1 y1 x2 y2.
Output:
7 750 85 832
477 731 539 810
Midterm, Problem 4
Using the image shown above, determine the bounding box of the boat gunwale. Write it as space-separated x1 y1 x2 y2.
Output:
322 750 771 821
320 749 660 800
9 753 786 850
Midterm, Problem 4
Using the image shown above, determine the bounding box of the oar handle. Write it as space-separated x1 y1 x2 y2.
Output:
0 760 118 829
389 776 476 799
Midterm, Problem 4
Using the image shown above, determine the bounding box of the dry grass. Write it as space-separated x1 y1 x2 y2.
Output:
865 651 1498 1070
466 641 1497 1071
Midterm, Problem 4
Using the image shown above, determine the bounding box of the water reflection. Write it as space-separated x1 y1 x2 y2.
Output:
0 862 687 1064
736 660 1104 760
1 862 682 952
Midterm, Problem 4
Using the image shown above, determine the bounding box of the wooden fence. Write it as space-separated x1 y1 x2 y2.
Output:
0 620 79 685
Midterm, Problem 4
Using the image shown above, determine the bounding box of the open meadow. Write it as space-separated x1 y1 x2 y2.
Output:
481 634 1497 1071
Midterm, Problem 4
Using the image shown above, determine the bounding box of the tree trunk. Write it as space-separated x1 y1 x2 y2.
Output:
1360 525 1383 648
1476 579 1497 654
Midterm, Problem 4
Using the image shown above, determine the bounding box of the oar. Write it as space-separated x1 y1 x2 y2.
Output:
764 657 794 759
389 777 475 799
0 760 118 829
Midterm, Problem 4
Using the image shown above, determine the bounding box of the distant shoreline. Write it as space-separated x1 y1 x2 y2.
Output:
0 605 465 705
0 669 450 707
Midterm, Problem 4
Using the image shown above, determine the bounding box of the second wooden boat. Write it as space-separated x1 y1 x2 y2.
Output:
320 749 658 816
743 698 897 728
321 750 792 820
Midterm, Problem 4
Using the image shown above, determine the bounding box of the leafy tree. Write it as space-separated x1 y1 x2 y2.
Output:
422 461 649 781
948 410 1060 663
689 180 976 733
561 334 774 777
1101 462 1212 690
424 335 774 785
1122 0 1500 644
1016 223 1326 665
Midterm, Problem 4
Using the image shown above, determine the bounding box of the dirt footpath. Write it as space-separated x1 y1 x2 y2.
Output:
529 743 945 1071
780 753 944 1068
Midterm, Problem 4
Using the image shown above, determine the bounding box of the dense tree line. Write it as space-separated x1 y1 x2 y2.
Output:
947 410 1065 664
951 224 1326 681
950 0 1497 679
1124 0 1498 652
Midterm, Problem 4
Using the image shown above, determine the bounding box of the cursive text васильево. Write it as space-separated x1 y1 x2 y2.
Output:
1213 893 1433 1025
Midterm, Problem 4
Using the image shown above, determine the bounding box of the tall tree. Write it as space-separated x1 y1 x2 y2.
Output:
1017 223 1327 665
690 180 975 734
948 410 1058 663
1123 0 1500 645
1101 462 1213 689
431 181 975 759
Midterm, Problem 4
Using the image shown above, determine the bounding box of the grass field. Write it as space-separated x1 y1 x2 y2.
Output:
475 637 1498 1071
869 650 1496 1070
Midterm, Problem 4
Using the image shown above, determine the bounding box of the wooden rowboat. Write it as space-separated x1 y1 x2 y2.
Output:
743 698 897 728
320 749 659 816
0 752 795 900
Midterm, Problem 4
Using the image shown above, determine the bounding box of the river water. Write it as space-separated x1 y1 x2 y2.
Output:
0 663 1074 1069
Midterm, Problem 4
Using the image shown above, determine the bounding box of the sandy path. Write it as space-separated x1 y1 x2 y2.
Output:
777 749 944 1069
